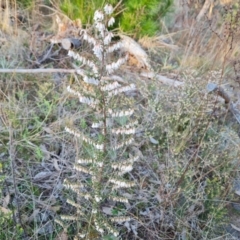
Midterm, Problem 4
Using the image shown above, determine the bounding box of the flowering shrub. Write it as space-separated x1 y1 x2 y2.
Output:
55 4 138 238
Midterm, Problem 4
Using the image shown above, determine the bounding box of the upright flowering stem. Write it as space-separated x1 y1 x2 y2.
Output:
56 4 138 239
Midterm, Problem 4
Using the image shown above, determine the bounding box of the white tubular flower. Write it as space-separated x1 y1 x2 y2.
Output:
104 32 113 45
113 138 134 150
92 208 97 214
116 164 133 174
95 195 102 202
82 193 91 200
83 75 99 85
94 219 104 234
111 156 139 170
95 22 105 32
61 215 78 221
66 127 104 151
106 56 128 74
108 108 134 117
102 221 119 237
109 178 135 188
68 50 99 74
108 17 115 27
83 31 97 45
67 199 81 209
110 216 131 223
100 81 121 91
111 196 129 203
77 158 93 164
93 43 103 59
96 161 103 167
94 10 104 22
78 233 86 238
107 42 122 53
55 219 65 228
67 85 99 107
74 164 92 174
65 126 81 138
79 95 99 107
104 4 113 15
111 127 136 135
92 121 103 128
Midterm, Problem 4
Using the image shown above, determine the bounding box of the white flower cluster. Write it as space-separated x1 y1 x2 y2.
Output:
65 127 104 151
74 164 92 174
100 81 121 91
92 208 97 214
67 199 82 210
82 193 91 200
112 156 139 170
76 233 86 239
106 56 128 74
93 10 106 37
111 126 136 135
113 138 134 150
94 10 104 22
83 75 99 85
63 179 84 194
92 121 103 128
106 55 128 74
96 161 103 167
93 43 103 59
107 42 122 53
55 219 65 229
108 83 136 97
61 215 78 221
68 50 99 74
112 163 133 174
104 4 113 15
102 220 119 237
94 194 102 202
108 108 134 117
110 216 131 223
66 86 99 107
109 178 135 188
82 30 97 46
95 22 105 33
111 196 129 203
104 32 113 45
77 158 94 164
108 17 115 27
94 218 104 234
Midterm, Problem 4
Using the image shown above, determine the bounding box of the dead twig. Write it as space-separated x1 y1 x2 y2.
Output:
140 71 184 87
0 68 83 74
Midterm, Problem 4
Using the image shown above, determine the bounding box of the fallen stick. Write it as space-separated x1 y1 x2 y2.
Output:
207 82 240 124
0 68 83 74
140 70 184 87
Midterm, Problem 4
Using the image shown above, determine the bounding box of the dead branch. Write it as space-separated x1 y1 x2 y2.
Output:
120 34 152 71
0 68 83 74
207 82 240 123
140 70 184 87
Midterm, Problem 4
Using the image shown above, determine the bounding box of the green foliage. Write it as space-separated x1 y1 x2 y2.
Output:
16 0 34 7
60 0 173 38
0 212 24 240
